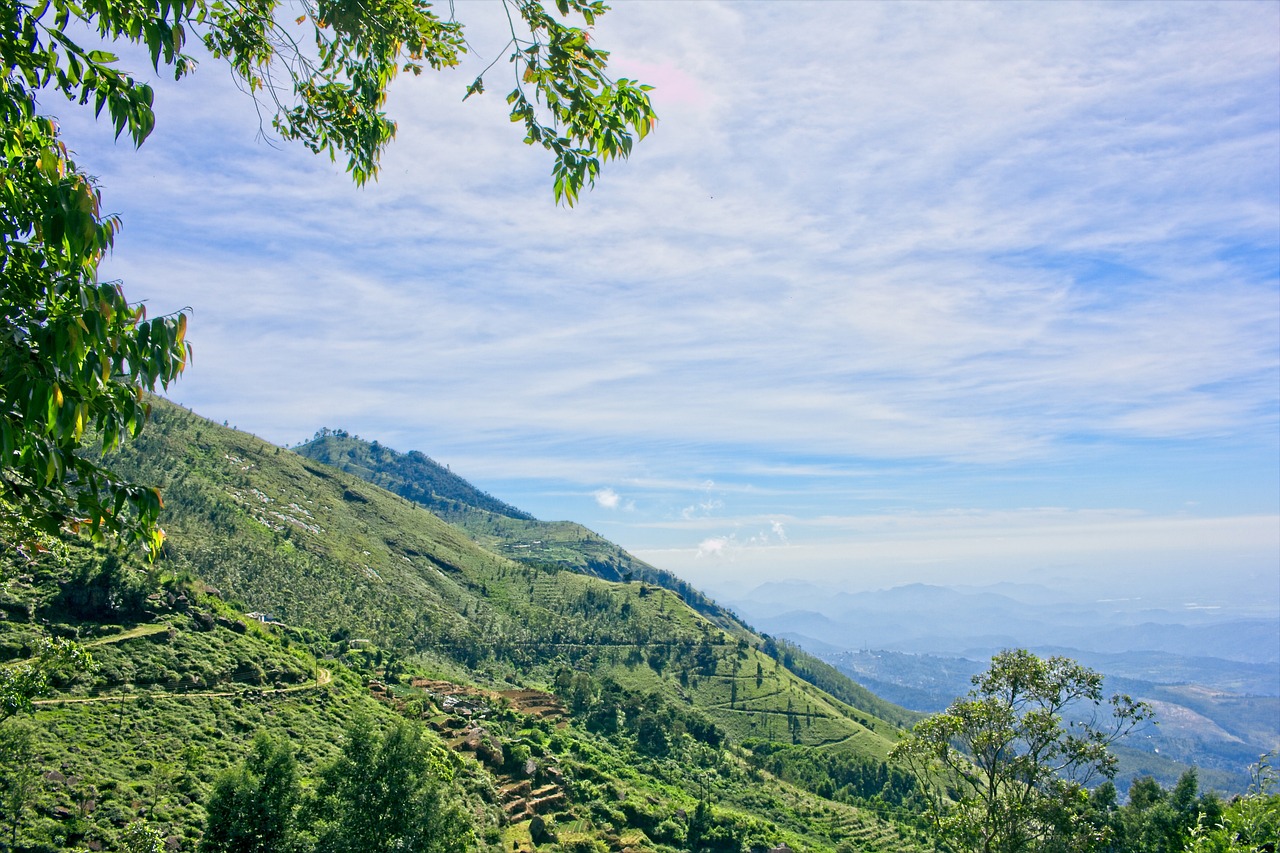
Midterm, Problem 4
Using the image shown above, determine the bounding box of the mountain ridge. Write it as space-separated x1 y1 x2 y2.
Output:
0 398 930 850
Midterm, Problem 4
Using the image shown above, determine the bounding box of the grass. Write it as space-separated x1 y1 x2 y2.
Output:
0 400 929 851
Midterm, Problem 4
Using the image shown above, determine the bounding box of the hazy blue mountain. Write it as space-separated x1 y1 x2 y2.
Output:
731 579 1279 792
727 581 1280 664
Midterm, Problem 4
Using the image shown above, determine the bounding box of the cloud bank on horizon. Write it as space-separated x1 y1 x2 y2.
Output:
64 1 1278 601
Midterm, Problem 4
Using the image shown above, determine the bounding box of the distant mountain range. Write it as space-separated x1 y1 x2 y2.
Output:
726 580 1279 665
723 580 1279 791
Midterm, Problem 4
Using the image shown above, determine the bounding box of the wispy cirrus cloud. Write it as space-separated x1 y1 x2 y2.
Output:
61 1 1277 594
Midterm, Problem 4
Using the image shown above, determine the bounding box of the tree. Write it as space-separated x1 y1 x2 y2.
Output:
2 0 655 559
120 821 166 853
0 635 94 724
1 93 186 558
1186 754 1279 853
306 716 473 853
891 649 1153 853
0 722 38 850
201 732 302 853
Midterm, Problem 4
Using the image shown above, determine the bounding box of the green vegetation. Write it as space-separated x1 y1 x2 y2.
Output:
200 732 302 853
294 432 743 625
1 73 186 557
1185 756 1279 853
293 430 917 733
0 401 929 851
10 403 1247 853
999 760 1278 853
298 430 535 521
893 650 1154 853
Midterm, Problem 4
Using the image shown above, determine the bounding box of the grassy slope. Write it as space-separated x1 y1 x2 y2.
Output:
0 401 928 851
293 432 916 732
295 435 743 618
126 404 906 748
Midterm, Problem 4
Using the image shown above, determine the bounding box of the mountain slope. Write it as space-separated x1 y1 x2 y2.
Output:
294 433 744 629
0 400 932 850
293 431 915 731
297 430 535 521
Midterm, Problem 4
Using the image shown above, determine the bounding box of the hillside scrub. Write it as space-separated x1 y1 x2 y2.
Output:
0 404 933 851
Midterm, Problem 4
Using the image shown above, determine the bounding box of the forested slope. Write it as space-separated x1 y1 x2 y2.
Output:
0 400 931 851
294 431 915 731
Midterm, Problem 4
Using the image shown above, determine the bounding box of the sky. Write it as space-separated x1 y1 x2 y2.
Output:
55 1 1279 608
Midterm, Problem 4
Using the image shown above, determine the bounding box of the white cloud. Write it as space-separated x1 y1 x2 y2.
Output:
88 2 1278 460
696 537 730 559
593 488 622 510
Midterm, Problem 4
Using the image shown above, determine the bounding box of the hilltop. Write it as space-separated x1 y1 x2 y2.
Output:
292 430 913 730
294 432 750 633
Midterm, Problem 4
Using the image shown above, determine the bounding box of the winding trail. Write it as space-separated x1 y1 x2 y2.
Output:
84 623 170 646
27 622 333 706
34 668 332 706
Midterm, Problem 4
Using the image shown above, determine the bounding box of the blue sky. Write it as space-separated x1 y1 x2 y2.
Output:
58 1 1278 606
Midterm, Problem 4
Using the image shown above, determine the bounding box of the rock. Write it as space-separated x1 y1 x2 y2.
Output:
529 814 555 845
476 740 504 767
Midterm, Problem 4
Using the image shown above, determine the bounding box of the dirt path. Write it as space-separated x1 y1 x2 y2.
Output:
34 668 332 707
84 624 171 646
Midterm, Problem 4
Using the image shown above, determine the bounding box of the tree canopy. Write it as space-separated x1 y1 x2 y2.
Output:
1 0 655 557
201 732 303 853
891 649 1153 853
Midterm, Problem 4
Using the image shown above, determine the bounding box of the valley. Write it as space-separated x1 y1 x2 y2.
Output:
720 582 1279 793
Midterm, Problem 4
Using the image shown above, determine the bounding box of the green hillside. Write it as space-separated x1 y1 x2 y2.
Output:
294 434 747 631
296 430 535 521
0 401 931 851
293 431 914 731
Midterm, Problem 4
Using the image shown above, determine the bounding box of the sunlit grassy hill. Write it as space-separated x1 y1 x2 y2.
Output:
295 432 749 631
291 429 915 732
0 400 932 851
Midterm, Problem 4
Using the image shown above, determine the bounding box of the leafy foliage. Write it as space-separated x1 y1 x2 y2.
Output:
1185 755 1279 853
201 732 302 853
0 635 93 723
491 0 656 204
306 717 473 853
892 649 1153 853
1 0 653 562
3 0 191 557
202 721 475 853
0 721 39 848
0 75 186 556
121 821 166 853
